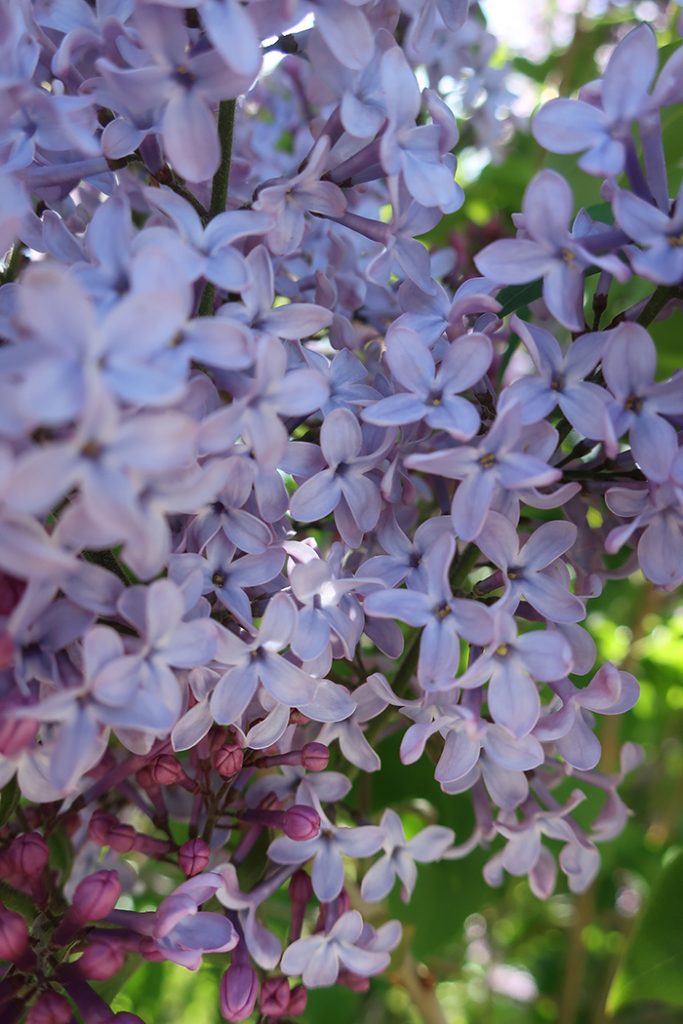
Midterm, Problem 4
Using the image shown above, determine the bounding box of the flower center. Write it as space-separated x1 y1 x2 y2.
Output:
624 393 642 413
479 452 496 470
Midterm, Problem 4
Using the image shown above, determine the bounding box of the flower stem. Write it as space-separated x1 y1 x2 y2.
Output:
198 98 237 316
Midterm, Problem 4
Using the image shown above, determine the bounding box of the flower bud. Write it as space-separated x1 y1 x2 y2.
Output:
0 630 14 670
10 833 49 878
288 869 313 905
0 716 38 757
0 905 28 961
148 755 183 786
27 992 72 1024
288 984 307 1016
106 823 137 854
178 838 210 877
114 1015 145 1023
88 810 119 846
215 744 244 779
282 805 320 841
220 963 259 1022
260 977 289 1018
77 937 125 980
301 742 329 772
71 870 121 924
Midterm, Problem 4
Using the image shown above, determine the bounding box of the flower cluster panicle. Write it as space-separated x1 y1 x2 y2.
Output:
0 2 680 1020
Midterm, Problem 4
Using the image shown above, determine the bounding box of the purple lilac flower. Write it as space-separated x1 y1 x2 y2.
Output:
281 910 395 988
613 181 683 284
360 808 454 902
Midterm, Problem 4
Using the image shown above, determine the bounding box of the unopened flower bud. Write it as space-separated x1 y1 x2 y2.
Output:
282 805 320 841
71 870 121 924
106 822 137 853
0 716 38 757
215 744 244 779
289 869 313 905
0 904 28 961
0 630 14 670
149 755 183 786
88 810 119 845
135 765 156 790
77 937 125 980
288 984 307 1016
179 838 210 877
27 992 72 1024
301 742 329 772
10 833 49 877
260 976 289 1017
220 963 259 1022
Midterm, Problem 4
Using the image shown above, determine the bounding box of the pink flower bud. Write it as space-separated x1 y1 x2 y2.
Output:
288 869 313 905
178 838 210 877
288 984 308 1016
0 716 38 757
301 742 329 772
135 765 156 790
0 904 28 961
0 630 14 670
215 744 244 779
260 977 290 1017
220 963 259 1022
88 811 119 845
106 823 137 853
10 833 49 877
27 992 72 1024
71 870 121 924
149 755 183 786
77 937 125 980
282 805 320 841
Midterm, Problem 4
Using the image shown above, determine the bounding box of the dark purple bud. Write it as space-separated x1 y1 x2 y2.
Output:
0 716 38 757
0 631 14 671
71 870 121 924
26 992 72 1024
220 963 259 1022
114 1015 145 1023
148 755 184 786
215 744 244 779
301 742 329 772
0 905 28 961
282 806 320 841
289 869 313 905
260 977 290 1017
77 938 125 980
10 833 49 878
288 985 308 1016
178 838 211 877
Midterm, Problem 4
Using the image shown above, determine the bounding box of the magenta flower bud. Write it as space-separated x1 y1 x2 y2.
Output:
106 823 137 853
0 716 38 757
88 811 119 845
289 869 313 905
77 937 125 980
215 744 244 779
301 742 329 772
220 963 259 1022
71 870 121 924
149 755 183 786
288 984 307 1016
27 991 72 1024
0 905 28 961
10 833 49 878
178 838 210 877
282 805 320 841
0 630 14 670
260 977 290 1018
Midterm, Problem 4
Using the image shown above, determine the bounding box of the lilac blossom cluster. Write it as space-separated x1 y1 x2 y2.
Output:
0 2 680 1021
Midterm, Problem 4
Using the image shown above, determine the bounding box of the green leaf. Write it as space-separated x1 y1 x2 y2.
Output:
497 280 543 318
0 777 19 827
48 824 74 881
607 850 683 1014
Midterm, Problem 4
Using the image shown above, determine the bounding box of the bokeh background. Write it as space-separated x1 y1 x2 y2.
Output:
109 3 683 1020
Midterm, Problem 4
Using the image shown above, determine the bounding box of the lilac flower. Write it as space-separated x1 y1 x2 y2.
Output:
268 806 384 902
500 316 610 439
364 532 492 689
360 511 454 589
362 327 491 438
613 182 683 284
532 25 658 177
456 608 573 737
474 170 628 331
476 511 584 623
360 809 454 902
602 322 683 482
254 136 346 255
536 665 639 771
606 463 683 588
288 554 369 662
281 910 393 988
289 408 389 546
151 875 239 969
209 593 355 728
405 403 561 541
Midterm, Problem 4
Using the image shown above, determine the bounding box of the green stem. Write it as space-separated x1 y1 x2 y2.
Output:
198 98 237 317
637 284 681 327
2 243 23 284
